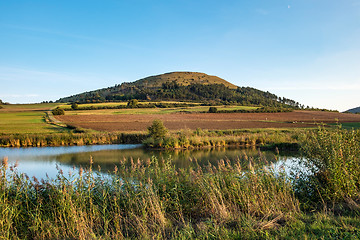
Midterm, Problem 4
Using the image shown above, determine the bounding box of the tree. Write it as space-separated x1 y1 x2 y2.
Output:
52 107 65 115
208 107 218 113
148 119 168 139
127 99 139 108
71 102 79 110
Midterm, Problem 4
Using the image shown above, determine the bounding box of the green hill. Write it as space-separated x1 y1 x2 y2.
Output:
345 107 360 114
131 72 238 89
56 71 300 108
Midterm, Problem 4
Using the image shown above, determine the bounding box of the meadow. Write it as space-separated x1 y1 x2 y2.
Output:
0 104 65 134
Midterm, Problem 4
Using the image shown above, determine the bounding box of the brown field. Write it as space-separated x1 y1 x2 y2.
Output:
55 110 360 132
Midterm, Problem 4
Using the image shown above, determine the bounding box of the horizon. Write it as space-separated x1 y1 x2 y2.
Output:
1 0 359 112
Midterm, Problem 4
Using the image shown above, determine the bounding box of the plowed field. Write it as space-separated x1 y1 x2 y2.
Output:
55 110 360 132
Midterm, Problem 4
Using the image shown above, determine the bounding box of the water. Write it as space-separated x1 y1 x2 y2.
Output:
0 144 301 180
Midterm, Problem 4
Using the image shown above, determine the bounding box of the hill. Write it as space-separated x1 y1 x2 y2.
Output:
346 106 360 114
56 71 300 108
131 72 238 89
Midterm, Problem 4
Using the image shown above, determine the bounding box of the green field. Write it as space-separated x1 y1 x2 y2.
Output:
0 102 257 134
0 104 66 134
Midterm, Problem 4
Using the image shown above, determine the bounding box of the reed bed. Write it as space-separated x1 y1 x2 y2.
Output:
0 126 359 239
0 155 299 239
0 132 147 147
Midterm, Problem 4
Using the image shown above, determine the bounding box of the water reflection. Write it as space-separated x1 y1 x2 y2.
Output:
0 145 300 180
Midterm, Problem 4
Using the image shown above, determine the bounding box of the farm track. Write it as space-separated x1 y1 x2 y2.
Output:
55 110 360 132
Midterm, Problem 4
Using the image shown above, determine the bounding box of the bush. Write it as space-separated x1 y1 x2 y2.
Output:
71 102 79 110
52 107 65 115
208 107 218 113
127 99 139 108
147 119 168 140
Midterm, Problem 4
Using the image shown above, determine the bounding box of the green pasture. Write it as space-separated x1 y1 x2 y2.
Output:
0 109 66 134
0 103 60 111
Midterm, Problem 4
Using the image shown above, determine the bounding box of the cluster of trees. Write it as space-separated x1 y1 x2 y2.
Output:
57 80 300 109
103 82 296 108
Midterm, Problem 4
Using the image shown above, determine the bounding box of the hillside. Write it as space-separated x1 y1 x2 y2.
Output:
56 72 300 108
346 106 360 114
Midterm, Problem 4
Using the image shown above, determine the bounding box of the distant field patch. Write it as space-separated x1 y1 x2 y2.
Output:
64 105 258 115
58 101 202 110
0 104 66 134
0 103 60 111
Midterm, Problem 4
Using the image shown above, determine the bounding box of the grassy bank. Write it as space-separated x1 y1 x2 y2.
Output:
0 132 147 147
0 127 359 239
144 124 302 150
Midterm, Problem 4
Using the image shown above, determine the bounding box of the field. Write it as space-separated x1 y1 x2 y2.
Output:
56 110 360 132
0 103 66 134
2 102 360 135
57 101 204 110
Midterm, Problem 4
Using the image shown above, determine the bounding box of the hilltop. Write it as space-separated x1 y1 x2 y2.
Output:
56 72 300 108
131 72 238 89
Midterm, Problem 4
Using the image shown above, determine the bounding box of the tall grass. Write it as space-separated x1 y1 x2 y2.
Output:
296 126 360 210
0 132 147 147
0 155 299 239
144 128 300 149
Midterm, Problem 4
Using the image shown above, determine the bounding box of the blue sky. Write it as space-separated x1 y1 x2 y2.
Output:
0 0 359 111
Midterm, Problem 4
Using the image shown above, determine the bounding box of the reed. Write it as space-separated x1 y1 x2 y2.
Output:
296 126 360 210
0 154 300 239
0 132 147 147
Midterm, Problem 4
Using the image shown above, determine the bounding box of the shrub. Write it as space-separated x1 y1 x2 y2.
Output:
71 102 79 110
147 119 168 140
208 107 218 113
52 107 65 115
127 99 139 108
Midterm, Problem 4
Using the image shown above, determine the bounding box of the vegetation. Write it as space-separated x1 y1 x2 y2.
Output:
147 119 168 140
0 132 147 147
1 127 360 239
208 106 217 113
143 124 300 150
56 72 301 109
71 102 79 110
296 126 360 208
52 107 65 115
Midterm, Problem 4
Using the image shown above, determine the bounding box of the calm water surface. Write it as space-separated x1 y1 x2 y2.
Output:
0 144 301 180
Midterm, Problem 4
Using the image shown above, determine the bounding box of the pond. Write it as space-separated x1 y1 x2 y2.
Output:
0 144 302 180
